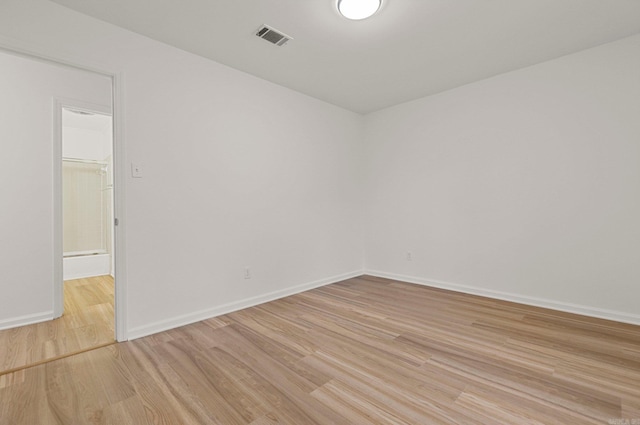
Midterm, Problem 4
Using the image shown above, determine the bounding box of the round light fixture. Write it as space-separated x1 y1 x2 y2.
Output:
337 0 381 20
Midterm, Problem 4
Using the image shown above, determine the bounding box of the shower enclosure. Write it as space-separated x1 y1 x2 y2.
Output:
63 159 110 255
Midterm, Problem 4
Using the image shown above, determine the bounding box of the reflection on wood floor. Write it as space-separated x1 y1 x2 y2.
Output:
0 275 114 375
1 275 639 424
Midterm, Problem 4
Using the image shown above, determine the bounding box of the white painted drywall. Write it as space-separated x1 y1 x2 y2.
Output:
364 35 640 321
0 51 112 328
62 127 106 160
2 0 637 335
0 0 364 336
62 111 112 161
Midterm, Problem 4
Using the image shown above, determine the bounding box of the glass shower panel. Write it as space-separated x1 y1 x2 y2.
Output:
63 160 107 256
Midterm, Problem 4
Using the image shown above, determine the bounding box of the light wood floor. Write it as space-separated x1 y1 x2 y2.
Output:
0 275 114 375
1 275 639 424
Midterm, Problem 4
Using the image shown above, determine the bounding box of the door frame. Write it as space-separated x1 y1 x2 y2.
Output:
0 39 128 341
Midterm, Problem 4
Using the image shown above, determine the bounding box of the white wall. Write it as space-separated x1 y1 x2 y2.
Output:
0 0 364 337
365 35 640 322
62 127 107 159
0 51 112 328
62 110 113 161
2 0 637 335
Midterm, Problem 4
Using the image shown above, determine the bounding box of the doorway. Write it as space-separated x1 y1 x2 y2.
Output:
0 47 125 375
61 106 114 281
60 105 115 350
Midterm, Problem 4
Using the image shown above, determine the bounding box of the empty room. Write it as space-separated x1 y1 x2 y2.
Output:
0 0 639 424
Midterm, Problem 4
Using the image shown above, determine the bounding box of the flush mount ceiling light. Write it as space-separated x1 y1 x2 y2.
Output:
338 0 381 20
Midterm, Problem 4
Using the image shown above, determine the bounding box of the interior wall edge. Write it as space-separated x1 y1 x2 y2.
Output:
126 269 364 340
0 311 55 331
365 269 640 327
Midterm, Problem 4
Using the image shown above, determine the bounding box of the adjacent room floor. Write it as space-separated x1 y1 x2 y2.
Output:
1 275 639 424
0 275 114 375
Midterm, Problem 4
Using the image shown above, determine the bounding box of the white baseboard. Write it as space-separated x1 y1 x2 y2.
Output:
365 270 640 326
64 254 111 280
127 270 364 340
0 310 54 331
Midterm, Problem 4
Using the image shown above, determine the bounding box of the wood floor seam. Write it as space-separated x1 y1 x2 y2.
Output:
0 341 117 378
0 275 115 376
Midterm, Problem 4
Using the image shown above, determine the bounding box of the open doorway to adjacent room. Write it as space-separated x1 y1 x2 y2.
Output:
60 104 116 349
0 49 121 376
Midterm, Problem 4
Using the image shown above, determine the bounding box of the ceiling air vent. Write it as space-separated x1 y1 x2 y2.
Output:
255 25 292 47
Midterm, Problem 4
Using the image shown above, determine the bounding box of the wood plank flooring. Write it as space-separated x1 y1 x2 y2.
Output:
1 275 639 424
0 275 114 375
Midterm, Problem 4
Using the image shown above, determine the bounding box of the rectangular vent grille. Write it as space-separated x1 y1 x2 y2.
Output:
256 25 292 46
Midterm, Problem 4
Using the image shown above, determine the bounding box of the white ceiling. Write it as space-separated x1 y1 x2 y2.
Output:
50 0 640 114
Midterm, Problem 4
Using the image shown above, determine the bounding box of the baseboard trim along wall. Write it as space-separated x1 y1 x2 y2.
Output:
365 270 640 327
0 310 54 331
127 270 364 340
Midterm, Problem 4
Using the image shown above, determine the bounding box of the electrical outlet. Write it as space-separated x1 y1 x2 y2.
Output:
244 267 251 279
406 251 412 261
